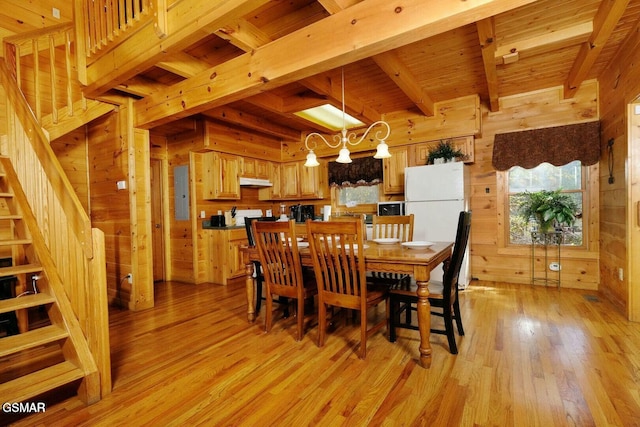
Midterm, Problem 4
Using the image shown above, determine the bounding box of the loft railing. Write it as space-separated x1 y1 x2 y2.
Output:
3 24 82 125
0 60 111 397
82 0 153 58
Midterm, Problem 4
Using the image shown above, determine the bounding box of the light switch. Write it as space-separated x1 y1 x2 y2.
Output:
117 180 127 190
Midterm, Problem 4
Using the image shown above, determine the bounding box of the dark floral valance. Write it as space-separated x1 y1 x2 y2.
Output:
492 121 601 171
328 156 383 187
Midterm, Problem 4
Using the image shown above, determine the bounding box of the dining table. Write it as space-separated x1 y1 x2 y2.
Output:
240 239 454 369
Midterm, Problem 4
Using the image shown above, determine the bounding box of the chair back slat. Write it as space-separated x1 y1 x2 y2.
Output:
372 214 414 241
253 220 304 290
307 219 367 309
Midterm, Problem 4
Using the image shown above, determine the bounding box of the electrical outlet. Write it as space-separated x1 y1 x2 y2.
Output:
127 273 133 284
618 268 624 281
52 7 60 19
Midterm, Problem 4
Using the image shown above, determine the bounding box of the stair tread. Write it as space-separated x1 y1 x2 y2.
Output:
0 263 42 277
0 293 54 314
0 214 21 219
0 325 68 358
0 238 31 246
0 361 84 403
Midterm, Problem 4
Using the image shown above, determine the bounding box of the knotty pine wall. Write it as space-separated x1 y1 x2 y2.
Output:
470 81 599 289
50 126 89 212
87 108 135 307
598 22 640 319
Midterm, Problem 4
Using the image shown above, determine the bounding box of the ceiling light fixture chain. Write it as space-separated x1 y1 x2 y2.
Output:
304 68 392 167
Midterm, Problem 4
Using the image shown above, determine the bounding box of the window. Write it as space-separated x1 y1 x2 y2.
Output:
507 161 583 246
337 184 379 207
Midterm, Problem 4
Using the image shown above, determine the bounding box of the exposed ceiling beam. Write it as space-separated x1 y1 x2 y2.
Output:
133 0 538 129
117 76 169 98
372 51 434 116
495 21 593 62
300 74 381 123
564 0 630 98
214 18 272 51
201 106 301 140
84 0 273 96
317 0 423 118
476 17 499 112
156 52 212 79
246 93 336 133
317 0 363 15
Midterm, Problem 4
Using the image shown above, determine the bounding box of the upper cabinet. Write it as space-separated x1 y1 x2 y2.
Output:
259 160 324 200
241 158 270 179
411 136 475 166
202 151 241 200
383 146 409 194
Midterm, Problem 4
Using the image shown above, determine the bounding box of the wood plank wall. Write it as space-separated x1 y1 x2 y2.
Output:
50 127 90 212
471 81 599 289
598 20 640 318
88 110 133 307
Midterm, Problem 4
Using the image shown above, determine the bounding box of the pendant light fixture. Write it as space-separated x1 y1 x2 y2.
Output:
303 69 391 167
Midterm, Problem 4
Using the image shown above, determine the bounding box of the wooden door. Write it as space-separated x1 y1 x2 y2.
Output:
150 159 165 281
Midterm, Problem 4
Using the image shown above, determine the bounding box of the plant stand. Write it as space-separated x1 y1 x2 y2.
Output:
530 231 562 288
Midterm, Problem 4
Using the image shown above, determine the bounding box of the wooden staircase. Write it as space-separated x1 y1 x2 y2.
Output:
0 157 99 405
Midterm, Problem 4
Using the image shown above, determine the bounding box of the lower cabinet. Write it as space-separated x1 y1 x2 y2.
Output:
207 228 248 285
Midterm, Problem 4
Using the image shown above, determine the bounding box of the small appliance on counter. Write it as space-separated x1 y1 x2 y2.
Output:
290 204 315 223
209 214 226 227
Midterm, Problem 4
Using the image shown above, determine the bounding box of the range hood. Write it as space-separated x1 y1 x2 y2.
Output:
239 177 273 187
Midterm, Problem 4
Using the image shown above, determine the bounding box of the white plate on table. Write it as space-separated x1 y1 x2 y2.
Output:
401 241 434 250
372 238 400 245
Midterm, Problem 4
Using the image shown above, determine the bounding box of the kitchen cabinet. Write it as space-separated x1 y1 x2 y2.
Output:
299 161 323 198
207 227 248 285
241 158 270 179
383 146 409 194
258 162 282 200
260 160 323 200
280 162 300 199
411 136 475 166
203 151 241 200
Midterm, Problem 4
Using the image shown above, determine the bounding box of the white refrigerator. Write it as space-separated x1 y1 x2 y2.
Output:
404 162 471 288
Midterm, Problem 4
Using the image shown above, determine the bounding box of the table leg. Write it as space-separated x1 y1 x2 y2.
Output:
245 261 256 323
415 278 432 368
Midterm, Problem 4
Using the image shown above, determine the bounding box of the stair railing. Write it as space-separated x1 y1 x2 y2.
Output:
0 60 111 397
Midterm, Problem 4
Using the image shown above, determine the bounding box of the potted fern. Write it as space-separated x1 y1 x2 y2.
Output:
515 189 579 233
427 139 465 164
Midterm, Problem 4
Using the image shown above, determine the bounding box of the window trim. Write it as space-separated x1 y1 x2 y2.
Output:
496 163 599 256
331 183 382 215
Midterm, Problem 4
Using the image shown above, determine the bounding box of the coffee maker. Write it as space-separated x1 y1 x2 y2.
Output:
290 204 315 223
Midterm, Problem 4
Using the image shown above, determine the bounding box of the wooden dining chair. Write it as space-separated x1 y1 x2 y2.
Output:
369 214 414 285
306 218 388 359
372 214 414 241
244 216 283 314
388 211 471 354
252 220 317 341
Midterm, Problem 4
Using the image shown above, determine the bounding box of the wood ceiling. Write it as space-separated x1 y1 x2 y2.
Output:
3 0 640 140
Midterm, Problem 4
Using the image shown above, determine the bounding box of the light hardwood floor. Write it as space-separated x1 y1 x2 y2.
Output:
4 280 640 426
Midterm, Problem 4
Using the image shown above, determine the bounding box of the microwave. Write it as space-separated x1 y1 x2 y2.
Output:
377 201 405 216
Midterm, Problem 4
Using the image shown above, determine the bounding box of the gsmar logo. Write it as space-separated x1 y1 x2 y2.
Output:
2 402 46 413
